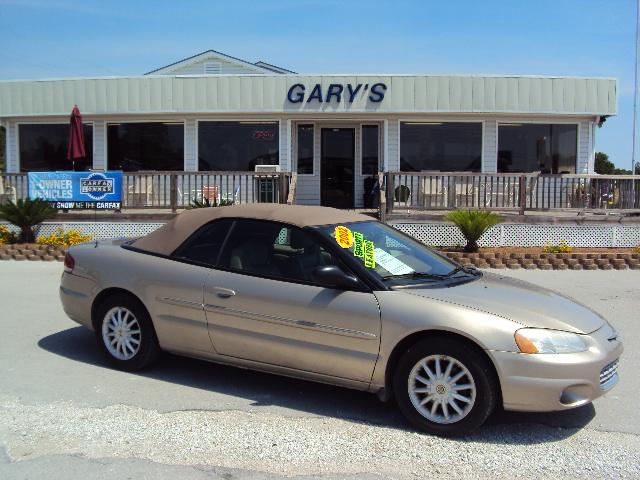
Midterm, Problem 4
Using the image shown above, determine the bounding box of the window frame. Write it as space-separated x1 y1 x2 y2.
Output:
496 121 580 174
195 119 281 172
295 123 315 176
106 120 186 172
169 217 374 291
398 119 484 173
170 218 235 267
17 121 95 172
361 124 381 176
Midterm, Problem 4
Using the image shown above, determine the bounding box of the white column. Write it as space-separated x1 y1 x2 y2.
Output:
92 119 107 170
6 121 18 173
481 119 498 173
184 119 197 171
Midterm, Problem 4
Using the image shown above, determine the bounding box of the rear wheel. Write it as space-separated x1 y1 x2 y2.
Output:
94 293 159 371
393 337 498 436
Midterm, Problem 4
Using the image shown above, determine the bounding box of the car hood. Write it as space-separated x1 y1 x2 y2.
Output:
398 272 605 334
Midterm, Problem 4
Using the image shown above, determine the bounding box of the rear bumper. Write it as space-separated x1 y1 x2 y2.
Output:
59 271 96 329
490 325 623 412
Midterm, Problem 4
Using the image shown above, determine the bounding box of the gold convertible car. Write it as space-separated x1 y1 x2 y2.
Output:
59 205 622 436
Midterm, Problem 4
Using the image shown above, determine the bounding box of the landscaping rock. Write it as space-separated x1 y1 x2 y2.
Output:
506 263 521 269
614 263 629 270
553 263 569 270
13 255 26 261
583 264 598 270
569 264 583 270
523 263 537 270
42 255 55 261
0 254 11 260
538 264 553 270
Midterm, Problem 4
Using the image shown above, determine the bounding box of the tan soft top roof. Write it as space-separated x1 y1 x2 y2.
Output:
132 204 374 256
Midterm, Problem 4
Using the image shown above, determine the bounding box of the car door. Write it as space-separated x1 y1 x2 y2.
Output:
145 218 234 354
203 219 381 384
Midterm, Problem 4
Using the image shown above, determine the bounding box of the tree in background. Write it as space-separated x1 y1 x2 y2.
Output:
594 152 634 175
0 126 5 172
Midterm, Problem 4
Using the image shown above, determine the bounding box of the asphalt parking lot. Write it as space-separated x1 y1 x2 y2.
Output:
0 262 639 479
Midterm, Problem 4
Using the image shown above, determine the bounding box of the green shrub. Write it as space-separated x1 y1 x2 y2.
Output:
186 197 234 209
0 198 57 243
443 209 503 253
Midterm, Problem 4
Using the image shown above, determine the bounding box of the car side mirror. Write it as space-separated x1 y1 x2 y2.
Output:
311 265 361 290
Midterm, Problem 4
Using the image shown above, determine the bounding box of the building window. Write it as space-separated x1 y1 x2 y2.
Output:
19 123 93 172
400 122 481 172
297 124 313 174
362 125 379 175
198 121 279 171
498 124 577 174
107 122 184 172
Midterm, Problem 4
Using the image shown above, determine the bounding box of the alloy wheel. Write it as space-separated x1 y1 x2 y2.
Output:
407 354 477 425
101 306 142 361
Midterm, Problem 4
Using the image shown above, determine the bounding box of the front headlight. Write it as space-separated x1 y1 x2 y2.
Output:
514 328 588 354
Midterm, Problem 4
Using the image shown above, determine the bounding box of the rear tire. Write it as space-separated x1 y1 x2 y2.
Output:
94 293 159 371
393 337 498 436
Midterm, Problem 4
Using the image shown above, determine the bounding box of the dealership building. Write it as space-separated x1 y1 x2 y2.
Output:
0 49 617 208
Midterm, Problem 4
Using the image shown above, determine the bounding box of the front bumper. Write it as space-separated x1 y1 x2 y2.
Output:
490 324 623 412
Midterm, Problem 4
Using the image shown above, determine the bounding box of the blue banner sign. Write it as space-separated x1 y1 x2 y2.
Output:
28 171 123 210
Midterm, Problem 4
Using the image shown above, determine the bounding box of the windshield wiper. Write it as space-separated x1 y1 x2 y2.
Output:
381 272 449 281
446 265 479 277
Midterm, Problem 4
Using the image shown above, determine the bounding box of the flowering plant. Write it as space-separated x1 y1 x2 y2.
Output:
37 228 92 247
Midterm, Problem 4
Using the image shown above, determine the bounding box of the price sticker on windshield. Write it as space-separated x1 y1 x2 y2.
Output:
353 231 364 258
363 240 376 268
334 226 354 249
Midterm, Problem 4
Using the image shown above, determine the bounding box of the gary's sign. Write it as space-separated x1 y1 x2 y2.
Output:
287 82 387 104
28 171 123 209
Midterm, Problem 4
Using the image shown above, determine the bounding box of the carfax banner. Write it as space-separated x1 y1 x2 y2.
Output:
27 171 123 210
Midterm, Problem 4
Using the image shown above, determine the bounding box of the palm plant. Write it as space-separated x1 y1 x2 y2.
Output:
0 198 58 243
186 197 234 209
444 209 503 253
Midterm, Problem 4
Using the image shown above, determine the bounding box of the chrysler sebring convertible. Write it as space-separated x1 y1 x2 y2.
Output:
59 205 623 435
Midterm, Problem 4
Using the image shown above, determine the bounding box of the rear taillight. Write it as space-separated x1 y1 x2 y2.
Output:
64 252 75 273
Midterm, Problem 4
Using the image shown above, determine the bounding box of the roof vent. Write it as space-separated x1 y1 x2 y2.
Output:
204 62 221 74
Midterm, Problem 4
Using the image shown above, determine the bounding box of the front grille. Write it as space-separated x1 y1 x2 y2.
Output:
600 359 619 389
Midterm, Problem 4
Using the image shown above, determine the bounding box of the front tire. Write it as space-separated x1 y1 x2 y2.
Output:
393 337 498 436
94 293 159 371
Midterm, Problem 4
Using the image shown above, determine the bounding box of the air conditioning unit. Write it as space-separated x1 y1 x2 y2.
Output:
254 165 280 173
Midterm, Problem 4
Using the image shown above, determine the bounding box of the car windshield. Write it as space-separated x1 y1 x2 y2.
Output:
317 221 475 286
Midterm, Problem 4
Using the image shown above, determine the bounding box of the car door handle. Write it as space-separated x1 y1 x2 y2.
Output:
211 287 236 298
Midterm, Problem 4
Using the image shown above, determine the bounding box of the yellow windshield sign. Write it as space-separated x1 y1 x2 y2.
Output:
353 231 364 258
334 226 354 249
363 239 376 268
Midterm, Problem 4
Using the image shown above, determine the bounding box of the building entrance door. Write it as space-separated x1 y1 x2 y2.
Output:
321 128 355 208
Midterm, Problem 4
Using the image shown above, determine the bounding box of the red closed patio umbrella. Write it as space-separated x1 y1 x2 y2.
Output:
67 105 86 171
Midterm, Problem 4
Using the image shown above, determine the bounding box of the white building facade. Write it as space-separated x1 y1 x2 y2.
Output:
0 50 617 208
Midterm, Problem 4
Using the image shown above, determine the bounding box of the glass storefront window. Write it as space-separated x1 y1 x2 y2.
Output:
19 123 93 171
400 122 482 172
107 122 184 171
362 125 379 175
498 124 577 174
297 124 313 174
198 121 279 171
